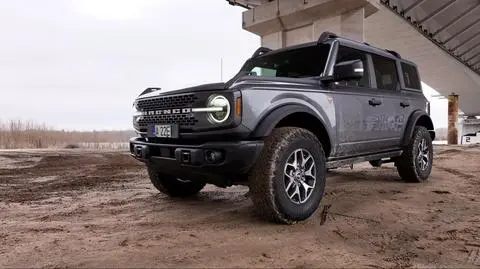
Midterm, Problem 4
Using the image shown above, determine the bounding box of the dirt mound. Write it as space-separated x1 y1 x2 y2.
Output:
34 155 94 168
437 148 463 155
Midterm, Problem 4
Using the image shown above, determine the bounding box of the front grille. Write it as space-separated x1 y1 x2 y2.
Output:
137 94 197 111
137 114 198 127
136 93 199 130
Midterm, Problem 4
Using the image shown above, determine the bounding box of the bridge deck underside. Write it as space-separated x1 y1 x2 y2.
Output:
367 0 480 116
228 0 480 115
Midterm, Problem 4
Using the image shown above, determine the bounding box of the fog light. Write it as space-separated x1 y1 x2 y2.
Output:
205 150 224 164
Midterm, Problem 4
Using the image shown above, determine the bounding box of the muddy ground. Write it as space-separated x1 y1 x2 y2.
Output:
1 146 480 268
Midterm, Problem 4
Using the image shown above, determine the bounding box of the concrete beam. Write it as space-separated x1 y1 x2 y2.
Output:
242 0 378 43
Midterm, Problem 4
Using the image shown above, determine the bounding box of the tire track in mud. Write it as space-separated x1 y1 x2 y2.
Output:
465 247 480 266
435 166 475 180
0 152 144 203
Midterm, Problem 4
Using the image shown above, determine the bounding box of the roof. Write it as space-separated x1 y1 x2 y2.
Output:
335 36 402 60
251 33 405 63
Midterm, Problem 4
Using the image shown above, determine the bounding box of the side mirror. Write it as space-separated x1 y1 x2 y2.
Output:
333 59 364 81
320 59 364 83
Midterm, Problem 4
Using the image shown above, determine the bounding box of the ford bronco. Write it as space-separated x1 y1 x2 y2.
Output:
130 32 435 224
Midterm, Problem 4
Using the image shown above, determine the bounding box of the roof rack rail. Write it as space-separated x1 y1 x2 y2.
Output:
317 31 338 44
386 49 402 59
252 47 272 58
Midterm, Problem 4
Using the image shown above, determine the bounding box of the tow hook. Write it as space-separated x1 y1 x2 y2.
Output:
133 145 149 159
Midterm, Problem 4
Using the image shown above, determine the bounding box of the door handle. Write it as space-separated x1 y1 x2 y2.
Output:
400 101 410 108
368 98 382 106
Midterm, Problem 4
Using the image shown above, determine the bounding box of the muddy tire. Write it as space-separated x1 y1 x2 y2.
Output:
147 167 206 197
248 127 326 224
395 126 433 182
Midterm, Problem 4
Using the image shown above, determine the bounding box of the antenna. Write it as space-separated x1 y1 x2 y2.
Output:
220 57 223 82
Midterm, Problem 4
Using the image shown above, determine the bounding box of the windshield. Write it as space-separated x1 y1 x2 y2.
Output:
241 44 331 78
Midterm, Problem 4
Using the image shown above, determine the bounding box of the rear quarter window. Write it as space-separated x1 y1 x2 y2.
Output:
401 63 421 90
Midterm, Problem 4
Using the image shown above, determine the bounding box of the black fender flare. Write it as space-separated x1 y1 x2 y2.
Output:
250 104 333 144
401 110 435 146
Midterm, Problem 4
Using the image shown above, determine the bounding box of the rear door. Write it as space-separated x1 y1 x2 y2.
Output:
399 62 425 135
364 53 407 150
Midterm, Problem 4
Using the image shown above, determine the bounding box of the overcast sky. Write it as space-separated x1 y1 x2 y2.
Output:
0 0 447 131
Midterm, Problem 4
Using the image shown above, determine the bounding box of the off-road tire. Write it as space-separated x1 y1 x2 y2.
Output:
147 167 206 197
395 126 433 182
248 127 326 224
369 159 383 167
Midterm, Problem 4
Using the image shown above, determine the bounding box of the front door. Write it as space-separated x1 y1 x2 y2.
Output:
332 45 379 157
332 46 406 157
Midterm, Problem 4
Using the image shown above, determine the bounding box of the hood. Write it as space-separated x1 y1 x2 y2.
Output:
137 82 226 99
231 75 318 89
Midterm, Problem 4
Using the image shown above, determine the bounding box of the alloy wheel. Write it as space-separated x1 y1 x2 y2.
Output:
283 148 316 204
417 138 430 171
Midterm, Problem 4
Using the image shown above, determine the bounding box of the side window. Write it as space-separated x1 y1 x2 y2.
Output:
334 46 370 88
250 67 277 77
401 63 421 90
371 54 399 91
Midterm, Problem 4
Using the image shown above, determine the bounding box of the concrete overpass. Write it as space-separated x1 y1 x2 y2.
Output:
227 0 480 142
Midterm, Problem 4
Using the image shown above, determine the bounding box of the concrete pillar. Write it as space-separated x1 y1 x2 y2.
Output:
261 32 284 49
447 93 459 145
340 8 365 42
242 0 378 49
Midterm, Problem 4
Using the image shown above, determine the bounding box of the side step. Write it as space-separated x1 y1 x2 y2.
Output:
326 150 403 169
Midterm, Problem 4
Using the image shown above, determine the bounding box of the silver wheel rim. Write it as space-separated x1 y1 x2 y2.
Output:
417 138 430 171
283 148 316 204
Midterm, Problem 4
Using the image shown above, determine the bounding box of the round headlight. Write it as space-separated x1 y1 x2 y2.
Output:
207 95 230 123
132 101 138 112
132 101 144 126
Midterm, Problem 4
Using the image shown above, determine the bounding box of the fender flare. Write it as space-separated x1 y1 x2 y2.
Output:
401 110 435 146
250 104 333 145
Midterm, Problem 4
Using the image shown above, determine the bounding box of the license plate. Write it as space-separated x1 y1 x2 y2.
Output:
152 124 178 138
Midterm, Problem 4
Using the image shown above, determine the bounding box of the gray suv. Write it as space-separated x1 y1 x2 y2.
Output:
130 32 435 224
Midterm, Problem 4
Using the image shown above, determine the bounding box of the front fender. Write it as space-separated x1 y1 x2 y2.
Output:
250 104 333 147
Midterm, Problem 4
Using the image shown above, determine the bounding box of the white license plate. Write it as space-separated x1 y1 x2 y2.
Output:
154 125 173 138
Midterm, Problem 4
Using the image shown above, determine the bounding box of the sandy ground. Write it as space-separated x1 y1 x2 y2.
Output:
1 146 480 268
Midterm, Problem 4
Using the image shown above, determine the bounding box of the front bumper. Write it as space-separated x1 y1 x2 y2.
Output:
129 137 263 181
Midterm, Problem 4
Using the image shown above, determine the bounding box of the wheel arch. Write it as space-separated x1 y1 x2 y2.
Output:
402 110 435 146
250 105 333 157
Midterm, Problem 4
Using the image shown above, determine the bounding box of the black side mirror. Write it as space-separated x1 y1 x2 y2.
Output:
320 59 364 83
333 59 364 81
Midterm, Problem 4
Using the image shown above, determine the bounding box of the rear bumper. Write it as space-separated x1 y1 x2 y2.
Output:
129 137 263 181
